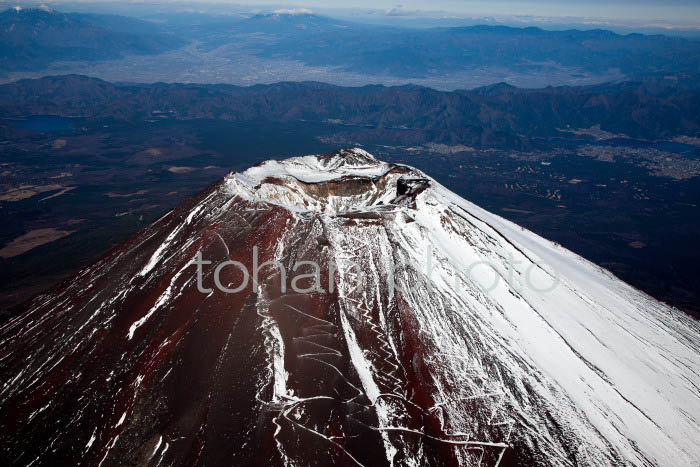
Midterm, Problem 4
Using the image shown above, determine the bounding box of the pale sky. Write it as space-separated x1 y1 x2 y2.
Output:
5 0 700 28
240 0 700 24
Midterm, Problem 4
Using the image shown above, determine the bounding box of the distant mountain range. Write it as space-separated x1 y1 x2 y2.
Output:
213 13 700 78
1 8 699 85
0 7 184 71
1 74 699 149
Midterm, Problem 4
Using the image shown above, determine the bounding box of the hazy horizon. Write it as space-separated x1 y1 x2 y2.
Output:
2 0 700 31
246 0 700 22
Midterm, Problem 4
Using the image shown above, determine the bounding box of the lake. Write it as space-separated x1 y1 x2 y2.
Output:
5 115 85 133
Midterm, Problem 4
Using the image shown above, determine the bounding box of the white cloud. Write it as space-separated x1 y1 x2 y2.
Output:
386 5 423 17
272 8 314 15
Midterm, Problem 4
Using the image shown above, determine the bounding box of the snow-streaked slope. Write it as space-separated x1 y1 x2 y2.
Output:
0 148 698 467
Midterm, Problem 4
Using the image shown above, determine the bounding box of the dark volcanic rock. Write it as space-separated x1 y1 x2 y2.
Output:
0 149 698 466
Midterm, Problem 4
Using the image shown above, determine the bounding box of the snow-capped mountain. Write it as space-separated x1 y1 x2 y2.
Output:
1 149 698 466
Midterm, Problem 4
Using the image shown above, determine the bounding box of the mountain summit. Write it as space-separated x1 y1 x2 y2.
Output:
1 149 698 466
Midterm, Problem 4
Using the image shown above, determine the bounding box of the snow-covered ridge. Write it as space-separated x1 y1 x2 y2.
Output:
0 148 698 467
224 148 409 213
221 148 700 465
232 148 391 184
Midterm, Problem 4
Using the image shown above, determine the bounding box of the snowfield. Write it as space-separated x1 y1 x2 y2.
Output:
0 148 698 467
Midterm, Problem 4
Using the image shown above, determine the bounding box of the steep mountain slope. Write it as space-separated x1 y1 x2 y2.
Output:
0 7 184 71
0 149 698 466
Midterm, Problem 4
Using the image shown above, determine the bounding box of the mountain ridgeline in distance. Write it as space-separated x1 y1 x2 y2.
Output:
1 74 699 147
0 149 698 466
221 13 700 77
0 7 184 72
1 8 699 83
